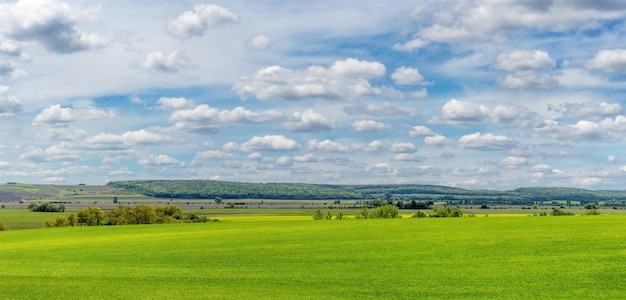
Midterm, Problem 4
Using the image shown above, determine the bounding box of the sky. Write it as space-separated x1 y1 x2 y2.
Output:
2 0 626 189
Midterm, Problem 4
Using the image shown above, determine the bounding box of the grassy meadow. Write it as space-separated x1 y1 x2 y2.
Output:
1 214 625 299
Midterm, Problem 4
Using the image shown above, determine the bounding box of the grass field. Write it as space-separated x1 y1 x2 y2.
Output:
1 215 625 299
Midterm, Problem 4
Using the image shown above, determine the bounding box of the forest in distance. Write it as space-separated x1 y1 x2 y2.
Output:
106 180 626 206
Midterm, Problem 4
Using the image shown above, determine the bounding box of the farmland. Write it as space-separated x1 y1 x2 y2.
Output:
1 181 625 299
0 215 625 299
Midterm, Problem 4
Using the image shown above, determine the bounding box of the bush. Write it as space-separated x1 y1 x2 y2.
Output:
313 209 324 220
586 209 601 215
411 211 428 218
0 221 7 231
552 208 575 216
430 206 463 218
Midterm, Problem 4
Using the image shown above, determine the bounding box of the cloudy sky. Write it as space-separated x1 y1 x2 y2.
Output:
1 0 626 189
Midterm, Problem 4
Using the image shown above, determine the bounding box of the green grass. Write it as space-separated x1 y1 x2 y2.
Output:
1 215 625 299
0 209 70 230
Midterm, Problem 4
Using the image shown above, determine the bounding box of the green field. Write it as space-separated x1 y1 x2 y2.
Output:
1 215 624 299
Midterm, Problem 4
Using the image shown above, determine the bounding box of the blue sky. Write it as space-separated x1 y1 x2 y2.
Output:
2 0 626 189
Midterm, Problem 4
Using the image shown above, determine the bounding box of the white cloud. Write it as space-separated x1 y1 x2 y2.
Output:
586 49 626 73
364 140 384 152
284 109 335 132
246 35 270 50
389 142 417 153
410 125 435 137
391 66 424 85
344 101 415 117
294 153 316 163
222 142 239 152
391 152 425 162
0 85 23 117
157 97 194 110
139 154 184 167
242 135 300 151
194 150 236 160
549 101 622 120
424 135 451 146
501 156 528 168
491 105 543 127
0 0 108 54
535 119 619 142
141 51 190 73
498 70 558 90
169 104 283 133
495 50 556 72
168 4 239 38
431 99 490 126
308 139 351 153
85 129 171 148
33 104 115 126
608 155 616 163
351 120 390 133
458 132 518 151
0 40 26 58
392 38 429 52
233 58 386 101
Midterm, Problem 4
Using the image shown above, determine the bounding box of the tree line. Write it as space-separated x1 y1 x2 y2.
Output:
45 205 217 228
107 180 626 205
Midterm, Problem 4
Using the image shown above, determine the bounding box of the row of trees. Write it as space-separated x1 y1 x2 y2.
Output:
45 205 216 228
28 202 66 212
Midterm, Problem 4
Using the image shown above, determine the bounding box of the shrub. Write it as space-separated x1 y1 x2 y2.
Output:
586 209 601 215
584 203 599 209
355 207 369 219
411 211 428 218
313 209 324 220
430 206 463 218
552 208 575 216
0 221 7 231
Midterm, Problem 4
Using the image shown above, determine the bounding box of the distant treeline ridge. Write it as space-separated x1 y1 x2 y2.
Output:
107 180 626 205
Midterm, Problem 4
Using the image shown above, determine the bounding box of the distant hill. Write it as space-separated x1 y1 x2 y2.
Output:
107 180 626 206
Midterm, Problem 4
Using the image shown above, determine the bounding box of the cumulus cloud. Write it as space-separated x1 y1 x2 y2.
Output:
410 125 435 137
535 119 620 142
424 135 451 146
0 0 108 54
389 142 417 153
458 132 518 151
138 154 184 167
495 50 556 72
431 99 490 126
246 35 270 50
169 104 283 133
308 139 351 153
194 150 236 160
391 66 424 85
498 70 558 90
586 49 626 73
414 1 626 44
343 101 415 117
0 85 23 117
284 109 335 132
0 62 26 78
168 4 239 38
392 38 429 52
233 58 386 101
0 40 26 58
33 104 115 126
241 135 300 151
352 120 391 133
141 51 190 73
364 140 384 152
85 129 171 149
391 152 425 162
491 105 543 127
548 101 622 120
501 156 528 168
157 97 194 110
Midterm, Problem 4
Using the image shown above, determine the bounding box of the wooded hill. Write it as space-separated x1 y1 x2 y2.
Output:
107 180 626 206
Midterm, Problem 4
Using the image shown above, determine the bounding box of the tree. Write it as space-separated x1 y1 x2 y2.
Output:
214 197 223 204
67 214 78 226
113 196 118 204
313 209 323 220
77 207 106 226
133 205 158 224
